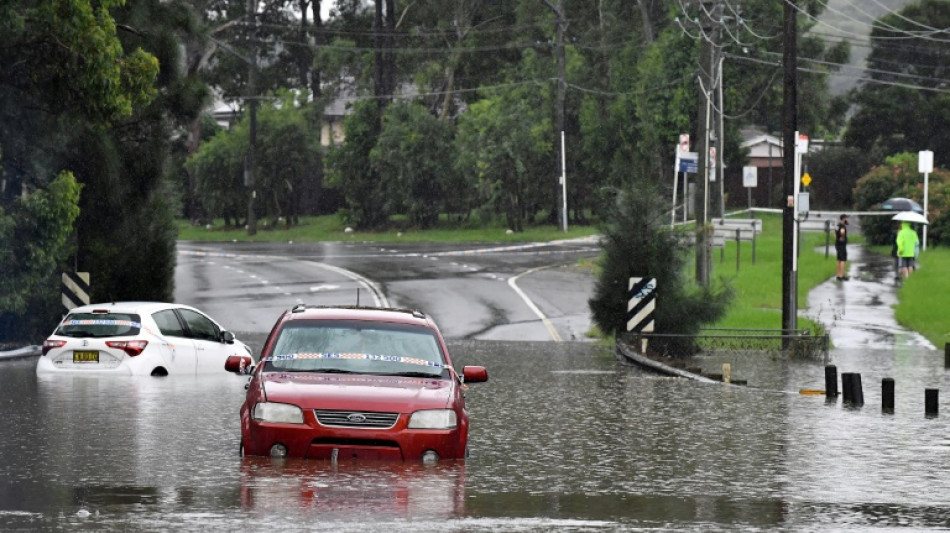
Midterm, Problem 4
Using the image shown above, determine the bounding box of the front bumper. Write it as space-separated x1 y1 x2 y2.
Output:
243 415 468 461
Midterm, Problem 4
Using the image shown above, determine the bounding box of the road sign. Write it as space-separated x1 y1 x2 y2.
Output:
62 271 90 311
626 277 656 333
743 166 757 188
679 151 698 173
801 173 812 187
678 134 690 154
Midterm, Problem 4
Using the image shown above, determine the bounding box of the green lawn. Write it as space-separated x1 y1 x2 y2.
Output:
706 212 839 332
894 246 950 349
176 215 599 243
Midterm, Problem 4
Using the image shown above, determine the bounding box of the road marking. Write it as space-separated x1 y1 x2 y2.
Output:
508 265 562 342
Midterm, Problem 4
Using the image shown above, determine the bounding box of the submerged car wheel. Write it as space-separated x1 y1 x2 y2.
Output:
150 367 168 377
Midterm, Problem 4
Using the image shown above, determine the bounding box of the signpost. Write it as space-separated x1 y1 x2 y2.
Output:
742 166 757 209
62 272 90 312
627 277 656 354
672 134 696 226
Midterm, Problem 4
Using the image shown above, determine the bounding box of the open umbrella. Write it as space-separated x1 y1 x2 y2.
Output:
878 197 923 213
892 211 929 225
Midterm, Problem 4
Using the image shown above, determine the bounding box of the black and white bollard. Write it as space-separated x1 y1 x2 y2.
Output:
882 378 895 413
926 389 939 417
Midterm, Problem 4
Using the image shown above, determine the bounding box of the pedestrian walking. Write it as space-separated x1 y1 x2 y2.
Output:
896 221 919 278
835 214 849 281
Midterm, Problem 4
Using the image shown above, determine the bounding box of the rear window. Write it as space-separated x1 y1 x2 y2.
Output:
56 313 142 338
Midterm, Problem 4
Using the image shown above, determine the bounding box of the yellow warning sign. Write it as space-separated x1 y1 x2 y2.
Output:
801 173 812 187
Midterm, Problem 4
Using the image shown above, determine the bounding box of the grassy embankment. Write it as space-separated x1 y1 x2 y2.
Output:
176 216 599 243
707 212 839 333
866 244 950 349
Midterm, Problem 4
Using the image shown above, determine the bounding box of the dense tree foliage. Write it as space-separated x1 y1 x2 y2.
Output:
844 0 950 164
853 152 950 246
0 1 160 341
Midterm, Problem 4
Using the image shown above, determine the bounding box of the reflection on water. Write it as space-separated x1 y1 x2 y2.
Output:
2 340 950 530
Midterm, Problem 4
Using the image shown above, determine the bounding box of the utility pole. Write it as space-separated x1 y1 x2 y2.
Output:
543 0 568 232
245 0 258 236
782 0 798 337
694 0 720 287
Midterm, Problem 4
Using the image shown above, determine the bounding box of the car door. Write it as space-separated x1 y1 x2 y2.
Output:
151 309 199 374
177 308 230 374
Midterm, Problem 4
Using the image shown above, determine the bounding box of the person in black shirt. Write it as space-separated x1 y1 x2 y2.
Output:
835 214 849 281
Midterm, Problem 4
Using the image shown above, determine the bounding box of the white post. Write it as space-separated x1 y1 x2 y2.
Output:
560 131 568 232
672 168 679 227
919 150 934 251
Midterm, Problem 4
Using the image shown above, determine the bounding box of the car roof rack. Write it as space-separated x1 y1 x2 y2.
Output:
289 304 427 320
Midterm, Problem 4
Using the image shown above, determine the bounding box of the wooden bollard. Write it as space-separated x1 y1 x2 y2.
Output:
851 373 864 406
945 343 950 368
882 378 895 413
825 365 838 397
841 373 854 403
722 363 731 384
926 389 939 417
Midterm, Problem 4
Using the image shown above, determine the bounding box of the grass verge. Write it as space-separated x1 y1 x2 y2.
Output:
893 247 950 348
176 216 599 243
707 212 839 332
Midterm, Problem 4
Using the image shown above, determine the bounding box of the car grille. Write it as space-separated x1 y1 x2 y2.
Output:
315 410 399 429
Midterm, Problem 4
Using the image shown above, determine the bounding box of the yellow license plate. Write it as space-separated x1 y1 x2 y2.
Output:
73 350 99 363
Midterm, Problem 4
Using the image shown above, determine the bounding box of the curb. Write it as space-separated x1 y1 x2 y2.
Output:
0 346 41 361
615 340 719 383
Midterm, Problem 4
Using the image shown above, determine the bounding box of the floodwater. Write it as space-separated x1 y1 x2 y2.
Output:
2 334 949 531
2 246 948 531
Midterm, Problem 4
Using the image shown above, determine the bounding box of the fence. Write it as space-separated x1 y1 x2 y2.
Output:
624 328 829 359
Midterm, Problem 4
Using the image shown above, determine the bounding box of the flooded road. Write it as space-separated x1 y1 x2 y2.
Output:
3 335 950 531
3 243 949 530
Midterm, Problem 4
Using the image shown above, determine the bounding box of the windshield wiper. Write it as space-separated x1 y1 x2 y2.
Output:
388 371 442 378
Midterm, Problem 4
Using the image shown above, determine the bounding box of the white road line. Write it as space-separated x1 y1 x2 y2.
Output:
309 262 389 307
508 266 562 342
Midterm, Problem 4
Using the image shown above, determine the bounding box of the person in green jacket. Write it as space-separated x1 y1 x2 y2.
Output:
896 221 919 278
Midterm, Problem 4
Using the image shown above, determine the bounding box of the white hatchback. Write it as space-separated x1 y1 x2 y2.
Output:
37 302 253 376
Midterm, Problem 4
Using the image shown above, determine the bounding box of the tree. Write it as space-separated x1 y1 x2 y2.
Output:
370 102 460 228
455 71 552 232
325 100 390 229
853 152 950 246
589 185 731 356
805 146 878 210
0 1 160 338
0 172 81 341
68 1 207 304
844 0 950 161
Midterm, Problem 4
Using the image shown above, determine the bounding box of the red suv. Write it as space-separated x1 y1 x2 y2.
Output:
227 305 488 463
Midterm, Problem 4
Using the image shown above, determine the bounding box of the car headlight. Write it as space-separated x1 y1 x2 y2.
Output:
253 402 304 424
408 409 457 429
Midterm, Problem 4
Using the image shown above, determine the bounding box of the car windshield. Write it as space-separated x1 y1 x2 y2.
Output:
264 320 447 378
56 313 142 338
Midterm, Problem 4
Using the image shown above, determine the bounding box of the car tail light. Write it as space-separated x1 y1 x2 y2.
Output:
106 340 148 357
42 339 66 356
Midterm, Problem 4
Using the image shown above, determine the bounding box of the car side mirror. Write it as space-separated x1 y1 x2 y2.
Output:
461 365 488 383
221 330 235 344
224 355 254 374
